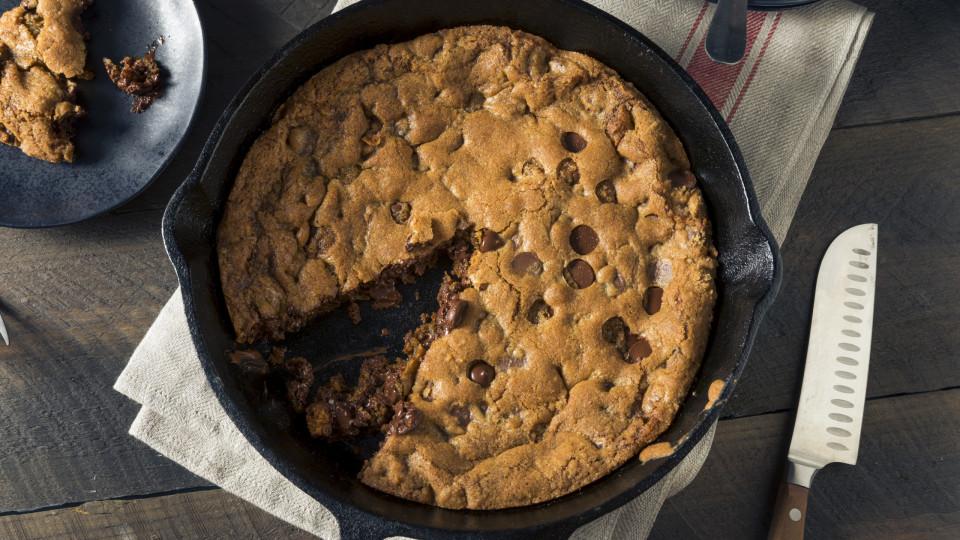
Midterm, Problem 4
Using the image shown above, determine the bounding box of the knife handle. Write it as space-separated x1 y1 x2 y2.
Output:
768 482 809 540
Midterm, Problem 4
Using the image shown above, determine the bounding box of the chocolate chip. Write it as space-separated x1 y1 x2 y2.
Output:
390 201 411 224
450 404 471 427
644 286 664 315
563 259 595 289
440 297 468 333
478 228 504 252
569 225 599 255
557 157 580 185
612 272 627 291
649 259 673 285
526 299 553 324
498 355 527 371
595 180 618 203
391 401 423 435
333 405 355 433
287 127 316 156
230 349 263 364
562 131 588 152
627 336 653 363
368 282 402 309
382 384 399 404
601 316 627 347
669 169 697 189
512 252 543 275
468 360 496 387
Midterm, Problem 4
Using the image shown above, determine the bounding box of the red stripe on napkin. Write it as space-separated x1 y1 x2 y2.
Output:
726 12 782 122
684 10 767 111
677 2 711 61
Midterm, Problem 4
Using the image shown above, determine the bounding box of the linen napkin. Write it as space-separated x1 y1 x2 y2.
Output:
115 0 873 538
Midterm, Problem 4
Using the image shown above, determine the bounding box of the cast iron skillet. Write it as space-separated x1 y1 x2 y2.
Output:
162 0 782 537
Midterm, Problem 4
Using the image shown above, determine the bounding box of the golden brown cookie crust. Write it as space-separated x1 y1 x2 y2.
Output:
218 25 717 509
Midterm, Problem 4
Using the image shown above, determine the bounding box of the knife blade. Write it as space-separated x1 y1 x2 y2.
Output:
0 310 8 346
768 223 878 540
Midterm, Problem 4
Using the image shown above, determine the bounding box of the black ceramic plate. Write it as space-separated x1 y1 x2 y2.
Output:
0 0 205 228
164 0 781 538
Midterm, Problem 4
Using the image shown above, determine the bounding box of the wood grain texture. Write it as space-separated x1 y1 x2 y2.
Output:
0 211 207 512
0 489 313 539
834 0 960 128
0 0 957 537
3 390 956 539
650 389 960 539
723 114 960 419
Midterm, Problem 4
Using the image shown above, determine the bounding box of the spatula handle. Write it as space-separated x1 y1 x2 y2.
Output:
768 482 809 540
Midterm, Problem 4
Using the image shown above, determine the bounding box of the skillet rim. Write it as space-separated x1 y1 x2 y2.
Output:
162 0 783 537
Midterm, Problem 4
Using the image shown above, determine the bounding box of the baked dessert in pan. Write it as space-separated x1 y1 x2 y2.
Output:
217 25 717 510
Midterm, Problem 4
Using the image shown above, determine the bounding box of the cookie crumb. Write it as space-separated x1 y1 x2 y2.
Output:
103 37 164 113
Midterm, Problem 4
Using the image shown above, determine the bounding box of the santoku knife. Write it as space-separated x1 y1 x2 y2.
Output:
769 223 878 539
0 310 8 346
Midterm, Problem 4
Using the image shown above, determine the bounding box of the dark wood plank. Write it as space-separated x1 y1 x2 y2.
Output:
0 489 313 539
5 390 955 539
835 0 960 128
650 389 960 539
0 0 957 532
724 113 960 418
0 211 208 513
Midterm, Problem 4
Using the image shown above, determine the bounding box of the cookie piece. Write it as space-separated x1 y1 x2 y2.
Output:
0 0 91 163
103 38 164 113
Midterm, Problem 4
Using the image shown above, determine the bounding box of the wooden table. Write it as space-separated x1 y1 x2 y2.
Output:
1 0 957 537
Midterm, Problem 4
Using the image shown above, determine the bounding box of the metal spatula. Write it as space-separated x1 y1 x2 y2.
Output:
706 0 748 64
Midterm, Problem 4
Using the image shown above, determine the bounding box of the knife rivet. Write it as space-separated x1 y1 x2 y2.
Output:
789 509 802 521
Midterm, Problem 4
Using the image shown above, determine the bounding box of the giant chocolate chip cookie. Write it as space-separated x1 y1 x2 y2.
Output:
217 25 717 510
